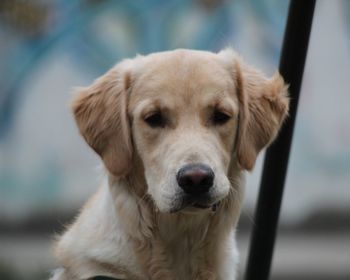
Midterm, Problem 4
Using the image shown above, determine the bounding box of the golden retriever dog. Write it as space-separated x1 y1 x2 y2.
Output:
51 49 289 280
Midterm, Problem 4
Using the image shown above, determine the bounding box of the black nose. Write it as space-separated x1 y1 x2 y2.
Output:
176 164 214 195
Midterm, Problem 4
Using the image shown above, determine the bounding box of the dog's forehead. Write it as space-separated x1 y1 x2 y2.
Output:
129 50 235 109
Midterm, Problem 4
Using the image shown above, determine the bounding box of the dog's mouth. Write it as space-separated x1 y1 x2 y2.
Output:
170 196 220 213
192 202 211 209
193 202 220 212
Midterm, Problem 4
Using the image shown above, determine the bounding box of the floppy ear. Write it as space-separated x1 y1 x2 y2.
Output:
234 59 289 171
71 61 133 177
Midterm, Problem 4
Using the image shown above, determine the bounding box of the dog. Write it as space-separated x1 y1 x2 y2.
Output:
50 49 289 280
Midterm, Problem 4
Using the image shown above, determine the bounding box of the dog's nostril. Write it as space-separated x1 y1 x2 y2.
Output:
177 164 214 195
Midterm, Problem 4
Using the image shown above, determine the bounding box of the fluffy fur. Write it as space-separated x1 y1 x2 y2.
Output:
51 49 289 280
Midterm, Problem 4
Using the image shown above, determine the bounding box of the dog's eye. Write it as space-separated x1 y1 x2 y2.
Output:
212 110 231 125
144 112 165 128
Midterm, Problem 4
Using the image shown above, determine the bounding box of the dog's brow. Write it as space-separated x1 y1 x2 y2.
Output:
201 87 226 97
203 92 238 116
138 99 172 116
217 99 238 114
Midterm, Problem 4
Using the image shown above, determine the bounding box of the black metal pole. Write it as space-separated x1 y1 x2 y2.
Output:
244 1 316 280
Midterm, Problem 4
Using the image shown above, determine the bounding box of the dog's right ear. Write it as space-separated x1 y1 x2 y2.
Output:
71 61 134 177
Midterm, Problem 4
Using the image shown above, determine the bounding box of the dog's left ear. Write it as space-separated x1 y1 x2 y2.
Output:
235 60 289 171
218 49 289 171
71 61 134 177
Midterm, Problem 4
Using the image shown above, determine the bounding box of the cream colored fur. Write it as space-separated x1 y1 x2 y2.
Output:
51 49 289 280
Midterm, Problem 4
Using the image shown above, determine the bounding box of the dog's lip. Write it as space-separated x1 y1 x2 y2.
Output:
169 201 211 213
192 202 211 209
169 193 222 213
169 201 219 213
172 196 220 212
192 201 220 211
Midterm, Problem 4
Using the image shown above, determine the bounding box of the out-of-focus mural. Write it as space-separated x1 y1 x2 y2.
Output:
0 0 288 222
0 0 349 279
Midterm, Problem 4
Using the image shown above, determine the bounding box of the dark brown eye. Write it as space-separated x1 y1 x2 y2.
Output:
212 110 231 125
144 112 165 128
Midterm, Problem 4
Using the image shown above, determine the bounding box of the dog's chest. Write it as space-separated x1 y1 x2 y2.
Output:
165 233 206 278
157 213 213 279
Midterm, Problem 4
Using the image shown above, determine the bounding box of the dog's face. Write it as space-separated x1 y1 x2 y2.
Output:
129 51 239 212
72 49 289 213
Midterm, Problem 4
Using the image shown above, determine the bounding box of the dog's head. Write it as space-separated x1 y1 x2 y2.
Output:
72 49 288 213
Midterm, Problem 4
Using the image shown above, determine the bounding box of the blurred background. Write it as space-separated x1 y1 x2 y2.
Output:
0 0 349 279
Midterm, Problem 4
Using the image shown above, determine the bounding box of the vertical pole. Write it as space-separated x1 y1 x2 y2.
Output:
244 1 316 280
